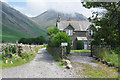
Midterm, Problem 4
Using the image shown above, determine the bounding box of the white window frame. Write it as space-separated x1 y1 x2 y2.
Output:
66 30 73 36
89 30 95 35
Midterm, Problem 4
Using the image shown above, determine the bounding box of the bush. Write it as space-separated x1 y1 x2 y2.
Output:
48 32 71 54
77 40 84 50
113 47 120 54
18 36 46 45
47 27 60 36
21 52 30 59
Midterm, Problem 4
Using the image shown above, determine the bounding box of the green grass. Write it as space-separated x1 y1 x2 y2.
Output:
72 62 118 78
71 50 91 52
96 50 118 68
0 46 44 69
2 24 33 43
58 62 66 66
2 24 47 43
1 53 37 69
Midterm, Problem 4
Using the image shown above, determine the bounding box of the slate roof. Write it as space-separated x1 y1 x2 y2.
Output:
57 21 93 31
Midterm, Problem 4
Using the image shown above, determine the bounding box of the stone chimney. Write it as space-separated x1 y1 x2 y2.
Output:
67 18 71 21
57 16 60 22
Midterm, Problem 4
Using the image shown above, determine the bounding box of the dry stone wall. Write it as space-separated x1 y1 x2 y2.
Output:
47 46 62 57
0 43 42 54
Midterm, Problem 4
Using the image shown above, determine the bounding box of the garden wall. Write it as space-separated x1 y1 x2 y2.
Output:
0 43 42 54
47 46 62 57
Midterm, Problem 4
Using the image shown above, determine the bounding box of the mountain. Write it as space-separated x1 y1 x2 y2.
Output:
32 9 88 30
1 2 88 43
1 2 46 43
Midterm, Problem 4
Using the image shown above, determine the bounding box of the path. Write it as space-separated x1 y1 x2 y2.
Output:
68 52 118 78
1 48 118 78
2 48 75 78
68 52 98 67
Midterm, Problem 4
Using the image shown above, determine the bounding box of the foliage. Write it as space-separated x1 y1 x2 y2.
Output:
18 36 46 45
77 40 84 50
1 46 43 69
113 47 120 54
3 45 16 54
96 50 118 67
58 62 66 66
47 27 60 36
48 32 71 54
82 2 120 48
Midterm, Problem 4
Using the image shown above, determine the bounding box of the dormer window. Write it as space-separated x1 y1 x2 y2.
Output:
66 30 73 36
89 30 94 35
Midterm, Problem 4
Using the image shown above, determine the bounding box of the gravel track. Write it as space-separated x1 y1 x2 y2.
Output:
2 48 114 78
2 48 75 78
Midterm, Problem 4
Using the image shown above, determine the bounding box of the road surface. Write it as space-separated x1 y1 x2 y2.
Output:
2 48 75 78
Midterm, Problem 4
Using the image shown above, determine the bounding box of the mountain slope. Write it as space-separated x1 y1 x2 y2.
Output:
32 9 88 30
1 2 46 43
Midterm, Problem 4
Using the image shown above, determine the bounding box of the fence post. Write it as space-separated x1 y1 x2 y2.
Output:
61 46 64 59
91 43 93 57
16 40 18 54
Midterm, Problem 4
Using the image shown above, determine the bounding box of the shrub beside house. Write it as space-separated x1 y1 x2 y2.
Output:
47 27 71 61
77 40 84 50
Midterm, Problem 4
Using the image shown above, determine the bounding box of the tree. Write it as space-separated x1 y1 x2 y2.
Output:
47 27 60 36
82 2 120 48
18 36 46 45
48 32 71 54
36 36 46 45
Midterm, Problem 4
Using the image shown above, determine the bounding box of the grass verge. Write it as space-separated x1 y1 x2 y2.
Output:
71 62 118 78
0 46 44 69
58 62 66 66
71 50 91 52
96 50 118 68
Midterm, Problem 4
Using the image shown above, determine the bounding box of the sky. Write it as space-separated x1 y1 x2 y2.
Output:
1 0 99 18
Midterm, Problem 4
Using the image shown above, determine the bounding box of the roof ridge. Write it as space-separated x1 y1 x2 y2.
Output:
60 21 89 22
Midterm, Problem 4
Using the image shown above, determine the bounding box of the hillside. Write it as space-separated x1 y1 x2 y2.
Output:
32 9 88 30
1 2 46 43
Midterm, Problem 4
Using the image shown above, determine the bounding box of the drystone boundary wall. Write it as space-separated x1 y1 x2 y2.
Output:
47 46 62 57
0 43 43 54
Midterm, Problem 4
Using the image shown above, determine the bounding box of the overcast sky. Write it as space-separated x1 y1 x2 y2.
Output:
1 0 99 18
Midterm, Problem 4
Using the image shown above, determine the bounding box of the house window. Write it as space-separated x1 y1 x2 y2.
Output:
89 30 95 35
89 31 91 35
66 30 73 36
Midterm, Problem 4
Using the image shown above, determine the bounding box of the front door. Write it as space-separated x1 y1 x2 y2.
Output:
84 41 87 50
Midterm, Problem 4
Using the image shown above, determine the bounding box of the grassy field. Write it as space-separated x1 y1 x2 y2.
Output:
71 50 91 52
0 46 44 69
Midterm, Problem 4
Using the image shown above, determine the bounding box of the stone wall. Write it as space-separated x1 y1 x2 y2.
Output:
20 44 42 54
0 43 42 54
47 46 62 57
